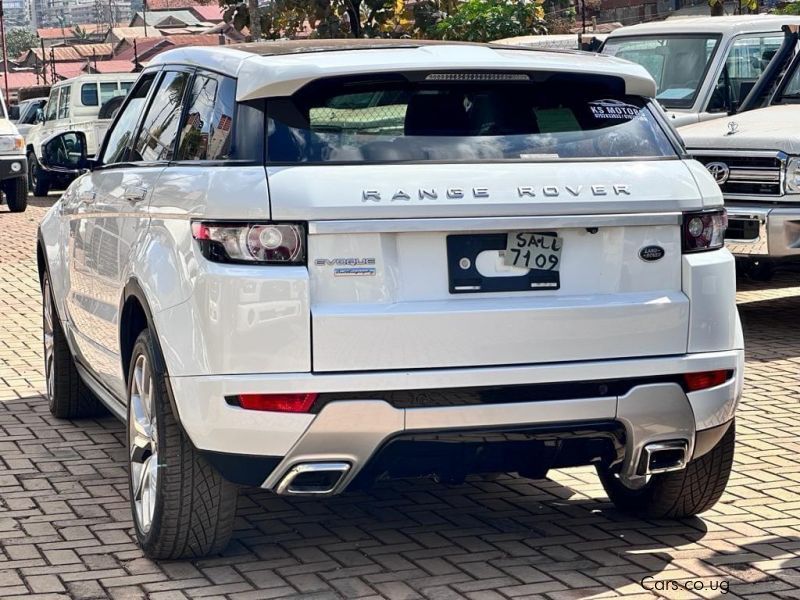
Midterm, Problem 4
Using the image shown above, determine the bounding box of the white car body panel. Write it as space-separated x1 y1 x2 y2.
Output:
681 104 800 153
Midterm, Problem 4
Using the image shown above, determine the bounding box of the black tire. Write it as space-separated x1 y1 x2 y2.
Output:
42 273 104 418
2 177 28 212
127 329 238 559
28 152 50 197
598 420 735 518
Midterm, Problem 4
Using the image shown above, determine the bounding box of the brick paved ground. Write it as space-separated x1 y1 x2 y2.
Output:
1 199 799 600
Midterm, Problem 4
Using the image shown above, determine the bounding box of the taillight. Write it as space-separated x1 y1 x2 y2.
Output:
683 370 730 392
191 222 305 265
231 393 318 413
682 209 726 253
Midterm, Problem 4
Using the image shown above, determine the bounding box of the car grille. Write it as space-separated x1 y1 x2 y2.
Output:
694 154 783 197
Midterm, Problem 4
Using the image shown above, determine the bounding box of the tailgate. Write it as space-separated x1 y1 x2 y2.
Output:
268 161 699 373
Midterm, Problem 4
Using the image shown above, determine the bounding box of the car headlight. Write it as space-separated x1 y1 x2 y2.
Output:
785 156 800 193
0 135 24 155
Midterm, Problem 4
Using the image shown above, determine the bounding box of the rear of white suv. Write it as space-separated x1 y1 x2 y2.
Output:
37 41 743 559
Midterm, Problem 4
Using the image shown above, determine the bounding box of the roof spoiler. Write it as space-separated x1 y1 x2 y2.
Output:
737 24 799 114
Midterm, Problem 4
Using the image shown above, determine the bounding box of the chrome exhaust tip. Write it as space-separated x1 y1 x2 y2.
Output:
641 440 689 475
275 462 351 496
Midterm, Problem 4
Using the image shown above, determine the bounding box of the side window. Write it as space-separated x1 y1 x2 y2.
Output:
176 72 236 161
100 82 121 105
120 81 134 94
81 83 99 106
131 71 190 162
45 88 59 121
58 85 71 119
100 73 156 165
708 34 783 112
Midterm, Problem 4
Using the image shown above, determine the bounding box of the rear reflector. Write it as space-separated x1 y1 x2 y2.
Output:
683 370 729 392
234 393 318 413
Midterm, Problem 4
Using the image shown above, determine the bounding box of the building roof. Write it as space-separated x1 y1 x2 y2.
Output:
150 40 658 100
53 61 88 79
85 60 138 73
132 9 209 27
188 5 224 22
23 47 83 62
37 23 112 40
607 15 800 37
113 37 165 60
108 26 165 40
73 44 114 58
1 71 44 92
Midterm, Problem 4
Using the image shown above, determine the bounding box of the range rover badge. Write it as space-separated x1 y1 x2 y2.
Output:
639 245 665 262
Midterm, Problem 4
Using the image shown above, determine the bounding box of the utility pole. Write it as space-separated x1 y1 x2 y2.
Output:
0 0 10 106
248 0 261 41
143 0 147 37
581 0 587 33
40 37 47 85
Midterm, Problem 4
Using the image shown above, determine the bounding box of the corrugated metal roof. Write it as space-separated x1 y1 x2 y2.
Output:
134 9 206 26
113 37 165 61
37 23 113 39
73 44 114 58
88 60 138 73
28 47 83 62
109 27 165 40
53 61 88 79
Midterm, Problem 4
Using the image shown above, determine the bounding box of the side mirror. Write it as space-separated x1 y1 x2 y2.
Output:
8 105 20 120
35 108 45 124
40 131 90 173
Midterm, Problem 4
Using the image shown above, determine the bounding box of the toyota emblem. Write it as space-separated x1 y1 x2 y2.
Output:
706 161 730 185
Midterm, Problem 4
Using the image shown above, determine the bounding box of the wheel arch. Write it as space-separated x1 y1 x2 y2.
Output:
119 278 183 426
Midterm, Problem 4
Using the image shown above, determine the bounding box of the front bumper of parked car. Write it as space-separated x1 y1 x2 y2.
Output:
171 348 744 493
0 155 27 182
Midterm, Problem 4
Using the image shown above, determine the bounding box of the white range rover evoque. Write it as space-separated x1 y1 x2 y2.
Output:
37 40 743 559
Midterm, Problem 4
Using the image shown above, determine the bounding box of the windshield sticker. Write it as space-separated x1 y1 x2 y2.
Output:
589 99 642 120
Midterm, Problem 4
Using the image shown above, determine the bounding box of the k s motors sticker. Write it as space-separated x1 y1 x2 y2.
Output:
589 99 642 121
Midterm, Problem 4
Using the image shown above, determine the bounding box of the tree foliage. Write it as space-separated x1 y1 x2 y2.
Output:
2 28 39 61
218 0 547 41
435 0 546 42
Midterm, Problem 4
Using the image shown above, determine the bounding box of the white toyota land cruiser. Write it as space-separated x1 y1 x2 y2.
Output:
37 40 743 559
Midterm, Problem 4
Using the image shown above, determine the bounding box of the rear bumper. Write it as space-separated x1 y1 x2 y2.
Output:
725 203 800 258
171 348 744 492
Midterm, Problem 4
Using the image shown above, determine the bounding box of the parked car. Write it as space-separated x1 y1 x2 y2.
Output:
0 89 28 212
26 73 137 195
602 16 800 126
681 38 800 279
37 40 743 559
13 97 48 139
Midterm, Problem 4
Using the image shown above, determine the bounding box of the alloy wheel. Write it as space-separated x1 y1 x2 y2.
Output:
129 354 158 534
42 278 54 402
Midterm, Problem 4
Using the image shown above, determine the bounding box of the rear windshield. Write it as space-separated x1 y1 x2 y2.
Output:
265 73 677 164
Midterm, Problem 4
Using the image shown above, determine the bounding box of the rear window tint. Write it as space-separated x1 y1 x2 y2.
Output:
266 73 676 163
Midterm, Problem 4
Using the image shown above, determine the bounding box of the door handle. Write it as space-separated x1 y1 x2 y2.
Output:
123 186 148 203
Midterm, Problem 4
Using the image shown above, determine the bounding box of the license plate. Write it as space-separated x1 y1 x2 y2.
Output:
504 232 563 271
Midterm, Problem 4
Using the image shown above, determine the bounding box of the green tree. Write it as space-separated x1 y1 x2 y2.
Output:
435 0 546 42
1 28 39 62
72 25 91 40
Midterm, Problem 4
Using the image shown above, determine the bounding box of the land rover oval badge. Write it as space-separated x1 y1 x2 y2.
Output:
639 245 665 262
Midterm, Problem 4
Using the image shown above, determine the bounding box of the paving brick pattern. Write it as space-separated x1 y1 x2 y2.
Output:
1 199 799 599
